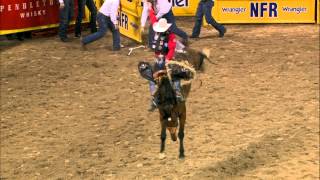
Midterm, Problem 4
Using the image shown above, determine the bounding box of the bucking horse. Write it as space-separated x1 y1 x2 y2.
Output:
138 47 211 159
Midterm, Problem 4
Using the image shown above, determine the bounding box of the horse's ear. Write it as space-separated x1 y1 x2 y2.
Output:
138 61 155 82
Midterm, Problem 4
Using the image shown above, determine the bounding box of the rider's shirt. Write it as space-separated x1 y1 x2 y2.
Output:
152 31 170 55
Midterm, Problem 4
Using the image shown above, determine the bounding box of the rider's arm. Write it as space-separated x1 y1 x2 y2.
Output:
140 0 149 28
156 0 172 19
166 33 176 62
110 0 120 26
149 7 157 25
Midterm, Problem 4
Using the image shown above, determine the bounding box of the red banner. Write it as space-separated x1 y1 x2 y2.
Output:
0 0 78 31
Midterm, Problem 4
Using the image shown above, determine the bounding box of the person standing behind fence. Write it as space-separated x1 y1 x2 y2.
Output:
190 0 226 38
81 0 121 51
75 0 97 38
141 0 189 47
58 0 74 42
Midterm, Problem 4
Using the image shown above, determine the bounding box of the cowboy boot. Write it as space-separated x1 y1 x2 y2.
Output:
148 95 159 112
148 81 159 112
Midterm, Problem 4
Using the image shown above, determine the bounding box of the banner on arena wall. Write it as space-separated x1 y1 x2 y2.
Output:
121 0 143 15
121 0 197 17
204 0 316 24
169 0 197 16
118 7 142 42
0 0 81 35
317 0 319 24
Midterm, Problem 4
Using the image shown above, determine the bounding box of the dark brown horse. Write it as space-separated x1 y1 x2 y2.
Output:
138 47 210 159
154 74 191 159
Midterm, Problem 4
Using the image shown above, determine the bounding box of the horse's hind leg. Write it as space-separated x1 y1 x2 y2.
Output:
160 119 167 153
178 107 186 159
178 126 185 159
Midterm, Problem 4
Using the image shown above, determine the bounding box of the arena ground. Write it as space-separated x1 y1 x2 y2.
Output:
1 18 319 179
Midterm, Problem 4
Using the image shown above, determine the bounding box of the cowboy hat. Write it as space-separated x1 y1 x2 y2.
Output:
153 18 172 32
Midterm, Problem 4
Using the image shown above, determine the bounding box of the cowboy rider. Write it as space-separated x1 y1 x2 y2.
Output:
141 0 189 48
147 2 184 112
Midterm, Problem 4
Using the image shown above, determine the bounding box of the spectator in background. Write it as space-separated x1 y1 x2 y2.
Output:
190 0 226 38
75 0 97 37
141 0 189 47
81 0 121 51
58 0 74 42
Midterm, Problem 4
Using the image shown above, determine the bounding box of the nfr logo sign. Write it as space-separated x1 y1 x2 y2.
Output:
118 11 128 30
250 2 278 17
169 0 188 7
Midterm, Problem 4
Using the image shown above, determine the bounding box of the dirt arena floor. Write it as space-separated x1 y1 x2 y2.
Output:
1 18 319 179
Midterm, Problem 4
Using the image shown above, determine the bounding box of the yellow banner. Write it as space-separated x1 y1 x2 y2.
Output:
120 0 143 16
170 0 197 16
211 0 316 23
118 8 142 42
317 0 320 24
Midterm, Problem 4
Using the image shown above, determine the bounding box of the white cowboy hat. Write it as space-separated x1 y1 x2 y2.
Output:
153 18 172 32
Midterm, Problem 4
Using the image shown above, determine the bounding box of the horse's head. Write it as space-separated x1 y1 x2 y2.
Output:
156 75 177 113
155 75 180 141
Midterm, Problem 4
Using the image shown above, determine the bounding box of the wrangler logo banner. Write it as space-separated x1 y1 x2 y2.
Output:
212 0 316 23
169 0 197 16
0 0 80 35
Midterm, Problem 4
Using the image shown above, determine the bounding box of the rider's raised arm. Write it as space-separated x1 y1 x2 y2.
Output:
155 0 172 19
149 6 158 25
166 33 176 62
140 0 149 28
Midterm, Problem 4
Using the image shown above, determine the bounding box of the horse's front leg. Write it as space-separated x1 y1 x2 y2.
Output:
160 119 167 153
178 127 185 159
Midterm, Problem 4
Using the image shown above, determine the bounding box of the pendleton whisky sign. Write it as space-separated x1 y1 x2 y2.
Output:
0 0 81 35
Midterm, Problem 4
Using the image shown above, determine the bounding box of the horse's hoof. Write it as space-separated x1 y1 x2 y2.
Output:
179 154 185 159
159 153 166 160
